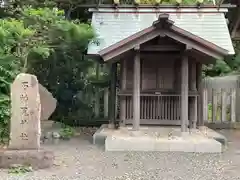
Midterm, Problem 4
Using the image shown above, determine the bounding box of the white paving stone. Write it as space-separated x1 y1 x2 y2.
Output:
105 136 155 151
154 139 170 151
169 138 195 152
194 139 222 153
96 125 224 153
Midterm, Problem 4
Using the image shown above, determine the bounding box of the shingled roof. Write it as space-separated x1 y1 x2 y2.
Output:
87 7 235 56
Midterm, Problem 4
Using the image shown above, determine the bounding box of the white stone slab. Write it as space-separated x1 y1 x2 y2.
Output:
169 138 195 152
96 125 223 153
154 139 170 151
9 73 41 150
194 139 222 153
105 136 155 151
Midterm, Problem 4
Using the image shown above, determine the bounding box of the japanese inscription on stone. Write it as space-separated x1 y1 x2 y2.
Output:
9 73 41 150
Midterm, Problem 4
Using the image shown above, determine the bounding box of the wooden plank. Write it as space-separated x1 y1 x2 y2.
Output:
203 88 208 122
144 97 147 119
120 59 127 125
212 88 217 123
126 119 181 126
181 54 189 132
101 28 163 61
221 89 227 122
190 60 197 91
104 88 109 118
140 97 143 119
196 63 204 127
109 62 117 126
153 97 156 119
193 96 197 129
140 44 183 52
231 88 236 123
132 50 141 130
94 63 100 118
165 31 224 60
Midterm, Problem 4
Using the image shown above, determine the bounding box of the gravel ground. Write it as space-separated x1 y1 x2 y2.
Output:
0 129 240 180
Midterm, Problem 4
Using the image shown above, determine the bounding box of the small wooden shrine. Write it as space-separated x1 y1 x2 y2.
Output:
87 5 235 133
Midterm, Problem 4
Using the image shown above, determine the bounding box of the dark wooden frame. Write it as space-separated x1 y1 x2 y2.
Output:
94 12 230 132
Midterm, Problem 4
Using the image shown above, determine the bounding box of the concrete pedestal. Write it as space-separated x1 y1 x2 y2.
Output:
93 125 226 153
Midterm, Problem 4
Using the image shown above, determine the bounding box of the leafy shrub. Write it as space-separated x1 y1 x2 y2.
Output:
59 125 75 139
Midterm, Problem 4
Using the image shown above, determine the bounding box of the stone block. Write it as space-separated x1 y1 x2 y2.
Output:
169 139 195 152
194 139 222 153
9 73 41 150
93 133 107 145
200 127 227 145
154 139 170 151
39 84 57 121
93 125 108 145
105 136 155 151
0 149 54 169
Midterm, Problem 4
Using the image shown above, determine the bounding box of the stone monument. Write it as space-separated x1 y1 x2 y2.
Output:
0 73 54 169
9 73 41 149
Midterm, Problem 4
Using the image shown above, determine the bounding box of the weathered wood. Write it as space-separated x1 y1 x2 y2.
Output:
193 97 198 129
203 88 208 123
181 54 188 132
231 88 236 123
101 28 163 61
86 4 236 9
126 119 181 125
109 62 117 126
212 89 217 123
190 60 197 91
120 59 127 125
165 31 225 60
189 60 197 129
104 88 109 118
221 89 227 122
132 50 141 131
173 59 180 90
140 44 183 52
197 63 204 127
94 63 100 118
118 92 199 96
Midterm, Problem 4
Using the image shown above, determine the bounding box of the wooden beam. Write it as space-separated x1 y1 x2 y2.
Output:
120 59 127 126
109 62 117 128
84 4 236 9
181 54 189 133
196 63 204 127
140 45 183 52
125 119 181 126
101 29 163 61
104 88 109 118
164 31 225 60
188 50 216 64
189 59 197 130
132 50 141 131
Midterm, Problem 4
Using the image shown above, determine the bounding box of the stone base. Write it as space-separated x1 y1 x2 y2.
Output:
199 126 227 145
93 124 108 145
0 149 54 169
105 135 222 153
93 125 224 153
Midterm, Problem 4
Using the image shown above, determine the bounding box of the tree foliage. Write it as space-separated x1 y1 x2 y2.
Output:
0 19 34 140
0 5 95 140
26 7 96 124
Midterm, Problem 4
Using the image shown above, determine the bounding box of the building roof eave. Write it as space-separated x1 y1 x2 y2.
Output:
99 14 229 62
